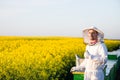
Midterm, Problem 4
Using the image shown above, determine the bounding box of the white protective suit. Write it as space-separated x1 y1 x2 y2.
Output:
80 26 108 80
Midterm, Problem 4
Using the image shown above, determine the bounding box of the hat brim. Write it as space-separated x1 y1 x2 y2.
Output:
83 27 104 38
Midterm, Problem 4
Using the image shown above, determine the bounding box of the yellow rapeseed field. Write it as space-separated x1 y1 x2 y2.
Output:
0 36 120 80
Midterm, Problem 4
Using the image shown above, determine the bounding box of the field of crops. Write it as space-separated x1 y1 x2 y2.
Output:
0 36 120 80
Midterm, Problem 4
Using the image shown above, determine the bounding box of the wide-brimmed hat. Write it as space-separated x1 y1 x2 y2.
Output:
83 26 104 38
82 26 104 44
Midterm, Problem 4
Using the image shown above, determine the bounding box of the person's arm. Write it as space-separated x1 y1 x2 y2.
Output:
90 43 108 65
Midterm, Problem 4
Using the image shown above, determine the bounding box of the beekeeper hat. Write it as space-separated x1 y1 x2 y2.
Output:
82 26 104 44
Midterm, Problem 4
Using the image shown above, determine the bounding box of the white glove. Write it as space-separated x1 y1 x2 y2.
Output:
70 66 85 72
70 66 78 72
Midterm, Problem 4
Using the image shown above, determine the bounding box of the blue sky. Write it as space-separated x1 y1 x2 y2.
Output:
0 0 120 39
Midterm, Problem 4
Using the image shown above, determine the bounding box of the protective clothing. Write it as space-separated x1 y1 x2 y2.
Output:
75 54 80 67
80 26 108 80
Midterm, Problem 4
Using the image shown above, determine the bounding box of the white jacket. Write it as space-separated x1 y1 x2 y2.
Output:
80 42 108 80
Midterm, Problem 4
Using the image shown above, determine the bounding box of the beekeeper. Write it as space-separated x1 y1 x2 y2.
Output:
80 26 108 80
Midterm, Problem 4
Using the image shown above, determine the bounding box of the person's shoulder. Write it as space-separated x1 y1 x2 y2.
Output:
98 41 107 49
98 41 105 45
96 41 105 47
